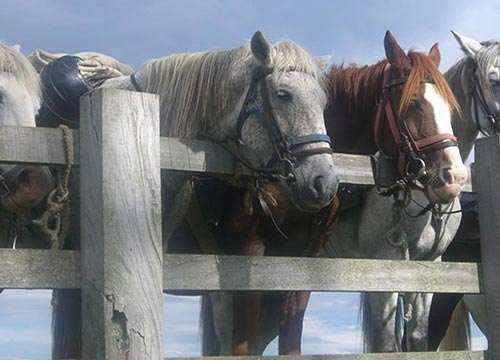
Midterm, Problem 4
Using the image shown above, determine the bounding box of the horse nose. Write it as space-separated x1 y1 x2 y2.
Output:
311 175 327 199
440 166 467 187
441 168 454 185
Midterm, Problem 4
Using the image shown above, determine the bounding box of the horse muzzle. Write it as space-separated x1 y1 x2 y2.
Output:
1 166 54 214
288 152 339 212
426 165 467 204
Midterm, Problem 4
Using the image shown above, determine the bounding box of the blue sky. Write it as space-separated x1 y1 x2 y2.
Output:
0 0 496 358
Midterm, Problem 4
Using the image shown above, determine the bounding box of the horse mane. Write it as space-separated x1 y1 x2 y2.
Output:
0 42 41 104
447 39 500 100
327 50 459 118
403 51 459 116
140 40 326 137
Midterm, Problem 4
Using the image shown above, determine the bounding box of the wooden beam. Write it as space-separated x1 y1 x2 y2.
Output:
0 249 79 289
162 254 481 294
475 135 500 356
0 127 473 192
0 251 481 294
80 89 163 359
166 351 485 360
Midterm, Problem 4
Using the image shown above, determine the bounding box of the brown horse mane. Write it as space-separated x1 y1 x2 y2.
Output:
327 50 459 119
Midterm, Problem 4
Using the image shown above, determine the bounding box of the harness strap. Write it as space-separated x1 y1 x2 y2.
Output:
413 134 458 151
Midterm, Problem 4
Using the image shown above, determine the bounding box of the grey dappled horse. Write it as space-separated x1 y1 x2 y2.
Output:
427 31 500 350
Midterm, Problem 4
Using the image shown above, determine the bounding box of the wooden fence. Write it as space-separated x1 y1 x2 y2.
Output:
0 88 494 359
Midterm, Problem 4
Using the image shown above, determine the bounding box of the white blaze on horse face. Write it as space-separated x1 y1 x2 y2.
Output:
0 72 39 127
424 84 467 185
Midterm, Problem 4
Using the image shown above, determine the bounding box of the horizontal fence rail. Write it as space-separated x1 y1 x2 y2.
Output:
0 250 481 294
167 352 486 360
0 126 474 192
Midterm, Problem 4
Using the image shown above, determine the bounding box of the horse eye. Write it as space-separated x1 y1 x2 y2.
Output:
276 89 292 102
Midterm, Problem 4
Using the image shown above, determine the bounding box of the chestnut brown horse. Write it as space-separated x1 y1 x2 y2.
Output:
324 31 466 352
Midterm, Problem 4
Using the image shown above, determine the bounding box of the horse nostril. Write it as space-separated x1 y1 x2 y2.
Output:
441 168 455 185
313 175 326 197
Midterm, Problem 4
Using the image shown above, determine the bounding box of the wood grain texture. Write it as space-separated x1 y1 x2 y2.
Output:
0 127 473 192
163 254 481 294
0 250 481 294
80 89 163 360
0 249 79 288
475 135 500 357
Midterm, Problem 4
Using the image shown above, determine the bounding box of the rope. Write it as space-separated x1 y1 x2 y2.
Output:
40 125 74 250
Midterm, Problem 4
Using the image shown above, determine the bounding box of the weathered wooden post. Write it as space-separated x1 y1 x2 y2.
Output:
476 135 500 359
80 88 163 359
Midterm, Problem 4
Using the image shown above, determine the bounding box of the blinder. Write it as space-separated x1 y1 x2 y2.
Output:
235 65 333 179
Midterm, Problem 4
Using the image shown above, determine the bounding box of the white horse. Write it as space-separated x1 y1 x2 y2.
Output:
0 42 53 247
100 31 339 212
427 31 500 350
48 31 339 358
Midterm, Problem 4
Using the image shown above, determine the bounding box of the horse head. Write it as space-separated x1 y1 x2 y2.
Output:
0 43 54 214
451 31 500 136
376 31 467 204
234 31 338 212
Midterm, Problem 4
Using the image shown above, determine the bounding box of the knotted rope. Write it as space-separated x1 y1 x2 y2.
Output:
40 125 73 249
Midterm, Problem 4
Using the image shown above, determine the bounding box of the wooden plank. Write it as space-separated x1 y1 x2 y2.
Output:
475 135 500 356
163 255 481 294
166 351 485 360
0 127 474 191
0 126 79 165
80 89 163 360
0 249 79 289
0 251 481 293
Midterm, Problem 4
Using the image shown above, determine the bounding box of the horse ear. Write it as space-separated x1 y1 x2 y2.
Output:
251 31 274 67
451 30 482 58
11 45 21 52
384 30 409 68
428 43 441 68
315 55 333 71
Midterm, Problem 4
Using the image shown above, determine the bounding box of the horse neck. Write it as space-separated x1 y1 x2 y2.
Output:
445 60 478 161
325 62 385 154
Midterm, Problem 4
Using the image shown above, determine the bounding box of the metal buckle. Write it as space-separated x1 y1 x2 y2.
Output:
278 158 295 181
405 157 427 180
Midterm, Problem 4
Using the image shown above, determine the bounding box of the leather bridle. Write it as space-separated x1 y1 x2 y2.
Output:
374 63 458 182
232 64 333 180
470 63 500 136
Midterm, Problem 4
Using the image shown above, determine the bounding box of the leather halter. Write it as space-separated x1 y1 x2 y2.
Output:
470 63 500 136
235 65 333 179
374 63 458 180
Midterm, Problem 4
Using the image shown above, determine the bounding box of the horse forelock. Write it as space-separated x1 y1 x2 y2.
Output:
141 40 325 138
0 42 41 104
400 51 459 118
